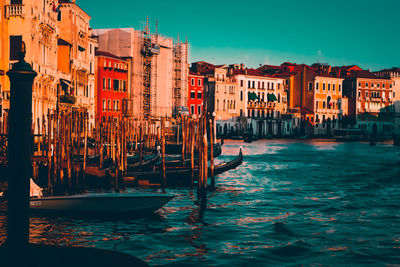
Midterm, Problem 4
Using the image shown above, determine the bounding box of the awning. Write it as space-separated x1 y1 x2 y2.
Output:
248 92 258 101
60 79 72 88
57 38 72 46
78 45 86 52
267 93 277 102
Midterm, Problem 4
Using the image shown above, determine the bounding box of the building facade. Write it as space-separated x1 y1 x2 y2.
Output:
58 0 96 127
187 72 203 117
3 0 59 133
95 51 128 119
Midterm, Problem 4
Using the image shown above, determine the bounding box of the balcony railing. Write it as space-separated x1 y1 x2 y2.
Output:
5 4 24 18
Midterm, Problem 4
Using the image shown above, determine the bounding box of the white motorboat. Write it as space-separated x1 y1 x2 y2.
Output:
30 192 174 215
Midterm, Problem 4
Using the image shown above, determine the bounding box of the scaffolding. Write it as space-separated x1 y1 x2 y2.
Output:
141 17 160 120
141 17 152 120
173 34 182 110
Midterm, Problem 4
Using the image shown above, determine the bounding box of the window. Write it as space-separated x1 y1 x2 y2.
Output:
103 99 106 111
198 105 201 115
240 91 243 101
383 84 385 89
103 78 106 89
271 83 274 90
328 84 331 91
9 35 22 60
316 83 319 90
366 82 369 87
262 82 265 89
113 79 119 91
223 100 226 110
240 80 244 87
108 79 111 90
371 83 374 87
323 83 326 91
123 81 126 91
191 78 194 86
191 105 195 114
198 79 201 86
308 82 313 91
366 91 368 97
197 91 202 99
252 81 255 88
247 81 251 88
190 91 195 99
107 100 111 111
217 99 219 111
58 11 62 21
339 85 341 92
358 82 361 87
377 83 380 88
104 61 107 68
316 101 319 110
323 101 326 108
333 84 336 91
358 91 361 97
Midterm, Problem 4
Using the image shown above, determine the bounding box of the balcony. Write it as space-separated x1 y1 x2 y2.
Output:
370 97 381 102
316 108 339 114
5 4 24 18
40 15 57 32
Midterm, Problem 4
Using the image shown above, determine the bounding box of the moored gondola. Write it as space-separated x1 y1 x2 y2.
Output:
123 148 243 186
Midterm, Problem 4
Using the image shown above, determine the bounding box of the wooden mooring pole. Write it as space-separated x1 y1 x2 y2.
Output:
5 42 37 267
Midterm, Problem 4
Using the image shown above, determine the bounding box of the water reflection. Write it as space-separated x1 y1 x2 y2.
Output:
0 140 400 265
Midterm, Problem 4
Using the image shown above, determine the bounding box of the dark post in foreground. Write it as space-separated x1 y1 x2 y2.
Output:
5 42 37 266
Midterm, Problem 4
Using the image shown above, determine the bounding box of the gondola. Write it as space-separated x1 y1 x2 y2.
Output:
123 148 243 186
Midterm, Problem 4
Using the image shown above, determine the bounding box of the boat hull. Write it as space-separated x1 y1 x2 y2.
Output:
30 193 174 215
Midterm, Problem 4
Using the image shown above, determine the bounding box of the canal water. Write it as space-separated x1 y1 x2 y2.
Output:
1 139 400 266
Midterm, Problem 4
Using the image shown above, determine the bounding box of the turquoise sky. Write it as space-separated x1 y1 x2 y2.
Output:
80 0 400 71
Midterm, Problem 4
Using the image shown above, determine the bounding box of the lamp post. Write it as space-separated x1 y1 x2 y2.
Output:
6 42 37 266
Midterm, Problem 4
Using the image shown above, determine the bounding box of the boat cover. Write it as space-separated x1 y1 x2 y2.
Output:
30 178 43 197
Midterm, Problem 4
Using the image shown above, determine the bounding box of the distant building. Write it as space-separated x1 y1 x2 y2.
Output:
95 51 128 119
187 72 204 118
340 69 394 138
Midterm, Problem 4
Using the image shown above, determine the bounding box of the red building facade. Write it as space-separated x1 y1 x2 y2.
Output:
95 51 128 120
188 72 204 117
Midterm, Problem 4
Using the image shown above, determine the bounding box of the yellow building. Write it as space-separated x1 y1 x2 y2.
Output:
4 0 59 133
0 0 8 120
57 0 96 127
